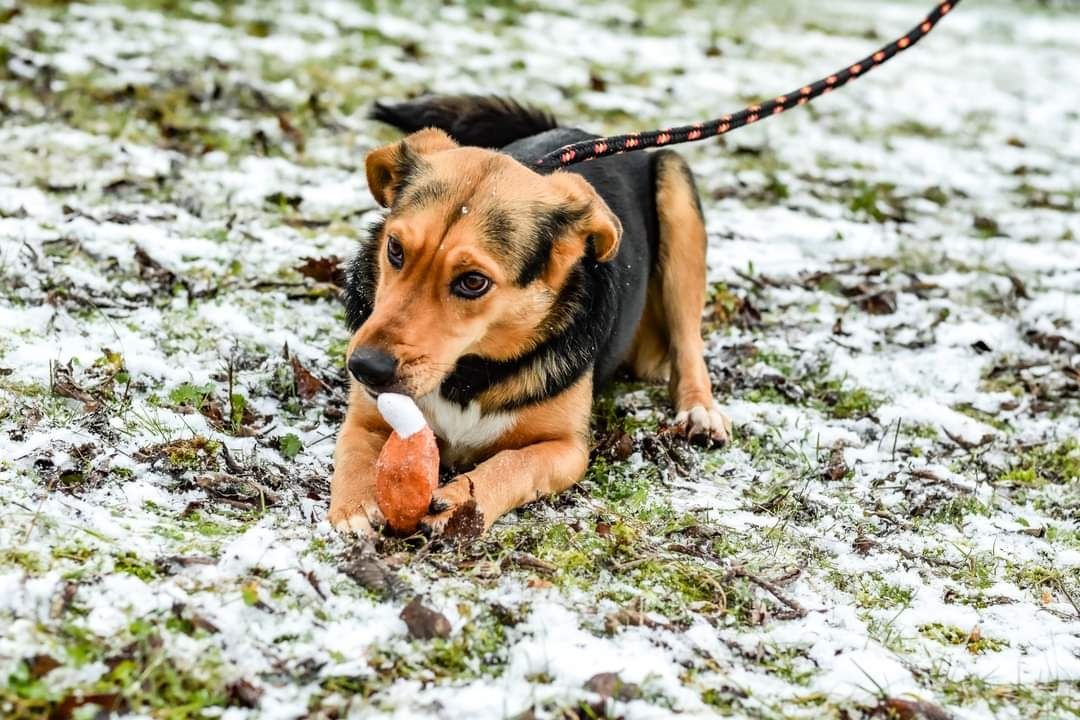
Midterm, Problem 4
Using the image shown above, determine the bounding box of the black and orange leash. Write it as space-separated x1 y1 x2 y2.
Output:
536 0 960 169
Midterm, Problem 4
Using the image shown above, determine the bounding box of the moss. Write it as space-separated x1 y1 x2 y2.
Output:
931 677 1080 716
113 552 159 581
853 577 915 610
180 509 243 538
919 623 1008 654
760 645 815 686
827 385 879 420
909 423 939 440
0 549 47 574
846 181 906 223
2 614 237 719
887 120 946 139
946 551 998 591
741 350 883 419
138 436 221 473
927 495 991 529
999 438 1079 486
952 402 1011 432
367 609 508 684
51 545 94 564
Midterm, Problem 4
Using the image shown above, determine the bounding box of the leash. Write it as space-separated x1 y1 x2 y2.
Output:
536 0 960 169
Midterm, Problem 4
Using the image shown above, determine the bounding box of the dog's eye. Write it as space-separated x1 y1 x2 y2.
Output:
452 272 492 299
386 235 404 269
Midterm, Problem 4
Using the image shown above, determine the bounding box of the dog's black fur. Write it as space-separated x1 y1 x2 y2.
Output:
347 95 672 409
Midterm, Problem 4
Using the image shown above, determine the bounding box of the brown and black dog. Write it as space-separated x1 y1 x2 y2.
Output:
329 96 732 537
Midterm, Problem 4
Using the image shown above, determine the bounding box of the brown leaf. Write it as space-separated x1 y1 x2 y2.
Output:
400 596 452 640
341 551 405 600
134 246 177 287
295 255 345 287
265 191 302 209
52 693 123 720
857 289 898 315
227 679 263 708
303 569 327 601
822 447 848 481
290 354 327 401
502 552 555 575
277 113 305 153
973 215 1000 236
1024 329 1079 354
1007 274 1029 299
26 654 61 679
876 697 952 720
171 603 220 634
196 472 279 507
596 431 633 461
852 536 875 556
604 607 670 633
51 363 98 412
584 672 641 701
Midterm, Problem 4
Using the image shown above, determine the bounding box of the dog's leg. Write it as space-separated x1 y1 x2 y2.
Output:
328 390 391 535
634 150 731 444
419 376 592 535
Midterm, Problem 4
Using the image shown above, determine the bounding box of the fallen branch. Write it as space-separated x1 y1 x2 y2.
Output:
730 566 809 618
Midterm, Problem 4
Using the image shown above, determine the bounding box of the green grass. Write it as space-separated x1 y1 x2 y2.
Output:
1 615 236 720
744 349 883 420
999 438 1080 486
919 623 1008 654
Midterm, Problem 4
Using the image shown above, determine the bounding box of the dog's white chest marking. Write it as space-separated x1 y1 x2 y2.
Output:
416 393 515 454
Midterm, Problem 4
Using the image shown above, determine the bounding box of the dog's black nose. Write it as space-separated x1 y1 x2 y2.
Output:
348 347 398 389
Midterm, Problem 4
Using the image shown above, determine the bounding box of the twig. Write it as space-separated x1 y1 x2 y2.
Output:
731 566 809 618
1058 579 1080 620
891 417 902 461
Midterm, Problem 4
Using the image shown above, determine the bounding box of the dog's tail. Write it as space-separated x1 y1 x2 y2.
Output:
370 95 558 150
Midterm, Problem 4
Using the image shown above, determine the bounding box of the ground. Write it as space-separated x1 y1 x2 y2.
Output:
1 0 1078 718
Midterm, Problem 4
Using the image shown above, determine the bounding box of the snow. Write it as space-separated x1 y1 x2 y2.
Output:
1 0 1078 718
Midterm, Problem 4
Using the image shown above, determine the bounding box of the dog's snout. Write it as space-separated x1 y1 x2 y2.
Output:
348 346 398 389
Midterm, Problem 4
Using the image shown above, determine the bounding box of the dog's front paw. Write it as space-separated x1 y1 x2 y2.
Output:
418 478 484 540
328 501 384 537
674 404 733 446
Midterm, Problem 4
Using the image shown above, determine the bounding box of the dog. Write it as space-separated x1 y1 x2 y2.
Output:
328 96 732 537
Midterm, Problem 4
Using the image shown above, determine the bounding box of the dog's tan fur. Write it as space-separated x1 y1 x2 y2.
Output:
329 131 729 536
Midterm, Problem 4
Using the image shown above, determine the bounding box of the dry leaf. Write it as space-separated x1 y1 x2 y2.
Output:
400 597 451 640
296 255 345 287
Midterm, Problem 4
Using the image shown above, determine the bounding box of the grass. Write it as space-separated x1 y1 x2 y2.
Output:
1 615 235 720
744 349 883 420
2 0 1079 718
999 438 1080 486
919 623 1009 654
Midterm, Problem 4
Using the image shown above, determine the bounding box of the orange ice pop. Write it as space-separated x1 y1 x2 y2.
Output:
374 393 439 534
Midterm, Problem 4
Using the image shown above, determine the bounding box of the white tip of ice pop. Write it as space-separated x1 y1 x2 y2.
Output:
376 393 428 439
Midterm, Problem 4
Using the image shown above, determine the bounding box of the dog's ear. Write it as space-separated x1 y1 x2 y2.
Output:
549 173 623 262
365 128 457 207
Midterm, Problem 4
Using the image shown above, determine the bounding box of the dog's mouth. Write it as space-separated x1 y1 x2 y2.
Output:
363 382 409 401
361 372 441 402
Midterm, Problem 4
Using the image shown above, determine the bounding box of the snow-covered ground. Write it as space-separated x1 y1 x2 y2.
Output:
1 0 1078 717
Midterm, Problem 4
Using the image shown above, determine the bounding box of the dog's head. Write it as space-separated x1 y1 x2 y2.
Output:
346 128 622 400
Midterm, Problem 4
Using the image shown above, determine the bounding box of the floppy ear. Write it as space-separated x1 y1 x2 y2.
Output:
549 173 623 262
365 128 457 207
